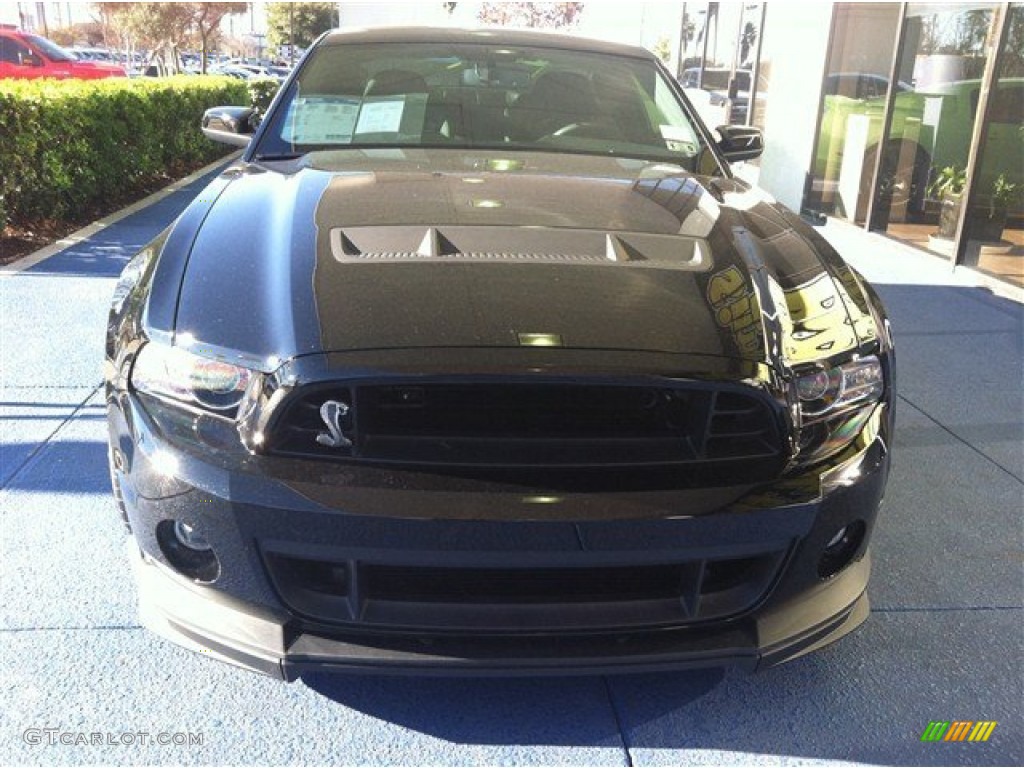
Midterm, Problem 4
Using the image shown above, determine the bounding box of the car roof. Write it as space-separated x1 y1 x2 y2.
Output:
319 26 654 60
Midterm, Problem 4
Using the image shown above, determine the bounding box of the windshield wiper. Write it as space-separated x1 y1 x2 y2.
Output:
253 152 306 162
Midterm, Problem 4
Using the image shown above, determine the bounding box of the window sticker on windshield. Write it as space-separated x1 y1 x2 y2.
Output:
283 96 359 144
659 125 699 155
354 97 407 134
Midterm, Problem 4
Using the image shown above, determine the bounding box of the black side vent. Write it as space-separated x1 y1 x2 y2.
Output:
704 391 779 459
263 549 789 632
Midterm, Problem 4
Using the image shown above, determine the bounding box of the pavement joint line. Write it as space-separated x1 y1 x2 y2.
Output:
0 383 104 493
0 150 243 277
1 383 103 391
872 605 1022 613
0 624 141 633
601 677 635 768
896 394 1023 484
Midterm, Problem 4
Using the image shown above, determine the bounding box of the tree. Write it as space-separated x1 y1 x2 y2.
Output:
95 2 192 73
651 37 671 65
1000 5 1024 77
477 2 585 29
94 2 244 73
49 22 105 47
265 2 339 54
739 21 758 67
186 3 247 73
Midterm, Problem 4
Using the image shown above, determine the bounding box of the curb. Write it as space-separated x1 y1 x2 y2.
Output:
0 150 243 277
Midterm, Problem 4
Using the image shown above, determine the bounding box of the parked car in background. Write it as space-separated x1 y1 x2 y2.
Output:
823 72 912 100
207 60 287 82
814 74 1023 221
207 63 262 81
69 46 120 65
680 67 753 125
108 26 894 680
0 25 125 79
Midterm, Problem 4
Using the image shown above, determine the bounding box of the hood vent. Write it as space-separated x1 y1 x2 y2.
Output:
329 225 709 269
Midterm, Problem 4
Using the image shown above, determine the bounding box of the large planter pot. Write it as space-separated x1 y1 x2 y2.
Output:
968 209 1007 243
936 192 962 239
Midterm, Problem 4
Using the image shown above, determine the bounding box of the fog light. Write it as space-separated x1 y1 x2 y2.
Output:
173 520 212 552
157 519 220 582
818 520 866 579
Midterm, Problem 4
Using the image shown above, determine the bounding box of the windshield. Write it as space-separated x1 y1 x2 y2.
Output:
255 42 715 171
26 34 75 62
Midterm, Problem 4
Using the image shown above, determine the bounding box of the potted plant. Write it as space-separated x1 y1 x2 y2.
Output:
928 167 1021 246
972 173 1020 243
927 165 966 240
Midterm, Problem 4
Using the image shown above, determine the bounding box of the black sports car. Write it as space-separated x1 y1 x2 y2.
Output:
105 27 894 679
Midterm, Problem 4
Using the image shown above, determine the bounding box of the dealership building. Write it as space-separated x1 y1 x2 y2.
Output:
340 1 1023 291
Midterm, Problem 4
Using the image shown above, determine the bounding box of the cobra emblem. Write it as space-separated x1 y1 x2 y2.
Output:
316 400 353 448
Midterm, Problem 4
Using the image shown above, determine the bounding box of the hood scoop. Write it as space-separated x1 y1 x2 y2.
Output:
329 225 709 270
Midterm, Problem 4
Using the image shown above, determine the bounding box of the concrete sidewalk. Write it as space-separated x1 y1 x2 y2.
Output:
0 166 1021 766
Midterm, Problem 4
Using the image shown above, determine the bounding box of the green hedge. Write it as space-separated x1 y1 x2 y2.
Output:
248 77 281 120
0 75 250 228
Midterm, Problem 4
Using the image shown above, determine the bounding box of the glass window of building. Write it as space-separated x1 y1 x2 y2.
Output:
962 3 1024 287
678 2 764 129
805 3 902 220
751 4 773 134
876 3 997 256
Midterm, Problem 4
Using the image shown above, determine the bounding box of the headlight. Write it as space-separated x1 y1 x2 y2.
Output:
795 356 884 421
794 356 885 464
131 342 252 413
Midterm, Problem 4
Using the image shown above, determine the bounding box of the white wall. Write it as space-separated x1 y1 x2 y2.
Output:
756 2 834 212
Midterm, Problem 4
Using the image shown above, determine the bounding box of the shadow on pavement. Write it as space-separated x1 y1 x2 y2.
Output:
302 668 724 746
2 439 110 494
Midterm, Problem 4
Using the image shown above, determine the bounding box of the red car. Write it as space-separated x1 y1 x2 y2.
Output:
0 26 125 79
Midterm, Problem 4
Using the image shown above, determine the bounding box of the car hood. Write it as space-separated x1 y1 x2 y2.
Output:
174 149 871 370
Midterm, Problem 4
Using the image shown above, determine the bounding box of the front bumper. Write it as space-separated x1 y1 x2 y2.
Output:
133 544 871 679
110 390 890 679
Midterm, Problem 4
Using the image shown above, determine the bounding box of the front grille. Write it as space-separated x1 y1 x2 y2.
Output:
263 549 788 632
267 381 784 471
706 391 780 459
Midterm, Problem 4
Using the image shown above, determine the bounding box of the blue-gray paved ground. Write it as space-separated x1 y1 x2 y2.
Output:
0 166 1021 766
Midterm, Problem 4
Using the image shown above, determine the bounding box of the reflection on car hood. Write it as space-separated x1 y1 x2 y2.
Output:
173 149 874 370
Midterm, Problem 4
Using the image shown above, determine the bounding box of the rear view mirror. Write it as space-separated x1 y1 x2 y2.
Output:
201 106 257 147
716 125 764 163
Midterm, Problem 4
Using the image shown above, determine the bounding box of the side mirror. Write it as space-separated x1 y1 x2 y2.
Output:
716 125 763 163
201 106 257 147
